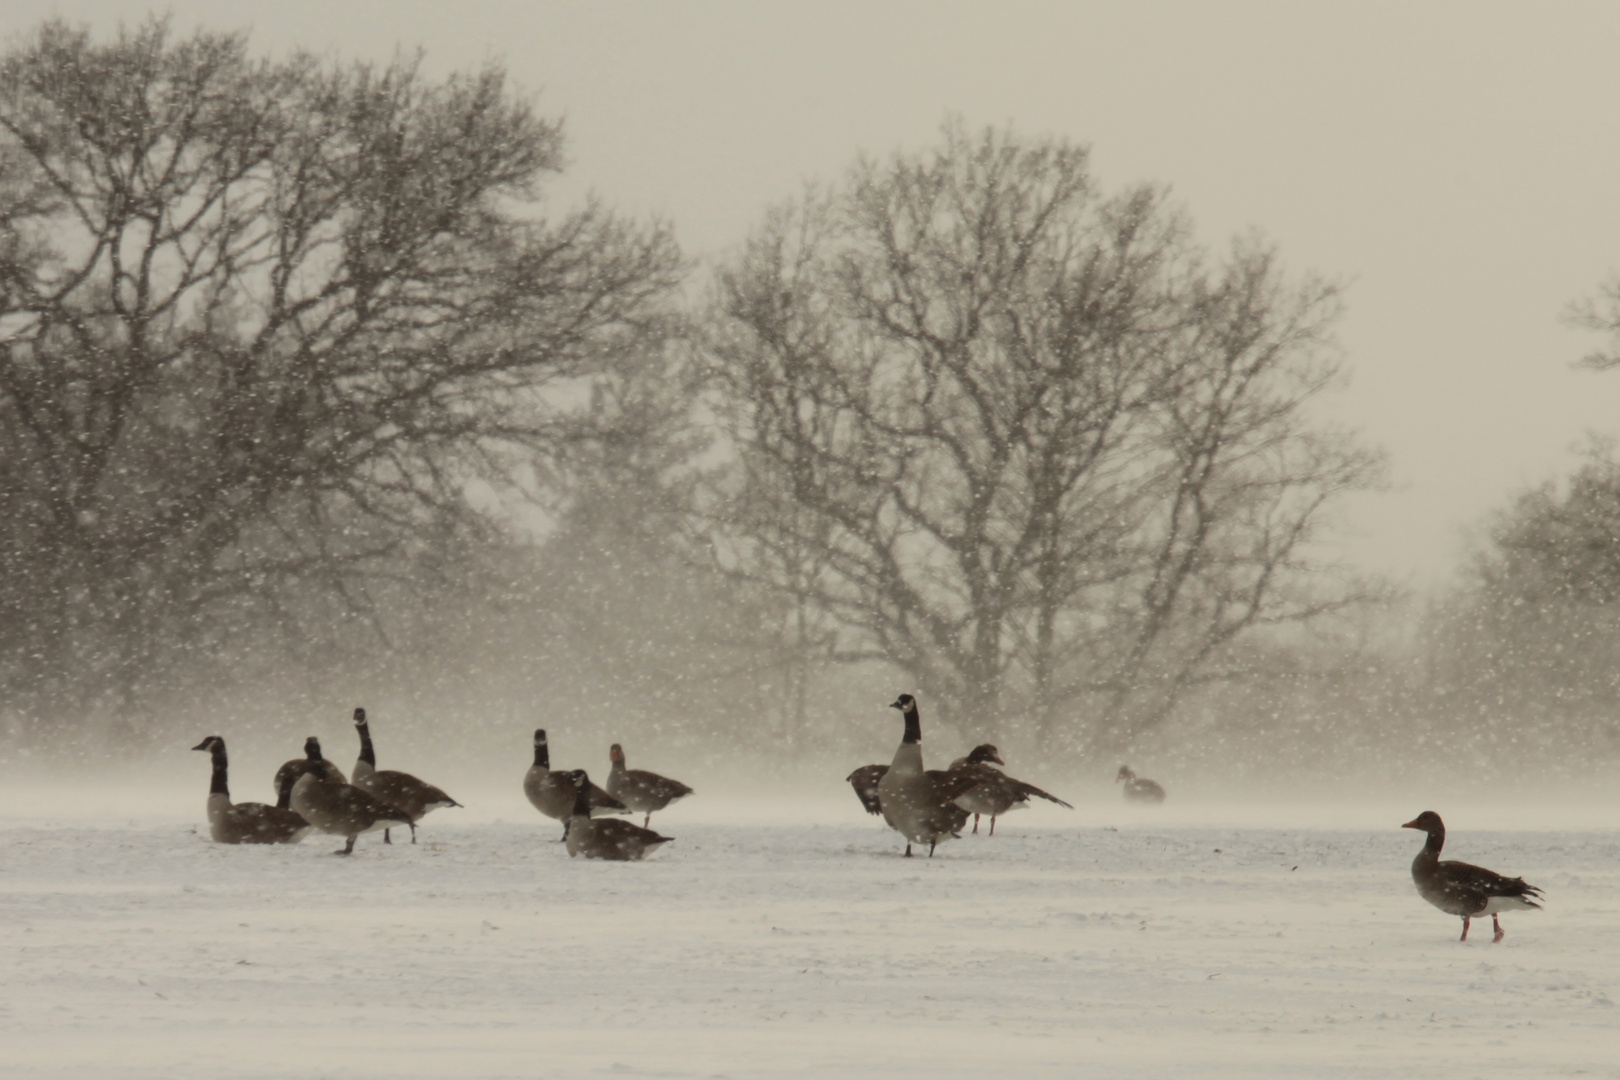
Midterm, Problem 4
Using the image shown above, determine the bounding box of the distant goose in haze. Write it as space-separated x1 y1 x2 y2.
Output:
1115 764 1166 804
288 737 411 855
524 728 628 840
349 707 461 843
874 694 982 857
192 736 313 845
606 743 692 828
565 769 674 861
1402 810 1544 942
948 744 1073 835
273 737 346 809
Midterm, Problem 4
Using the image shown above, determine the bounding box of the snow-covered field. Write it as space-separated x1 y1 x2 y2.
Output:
5 784 1620 1079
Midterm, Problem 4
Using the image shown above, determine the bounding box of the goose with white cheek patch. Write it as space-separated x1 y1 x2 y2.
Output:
272 736 346 809
524 728 628 840
192 736 314 844
564 769 674 861
350 708 461 843
606 743 692 828
289 737 412 855
1403 810 1544 942
874 694 983 857
948 744 1073 835
1115 764 1165 804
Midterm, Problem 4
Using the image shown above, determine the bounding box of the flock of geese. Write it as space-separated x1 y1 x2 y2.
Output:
192 695 1547 942
193 708 692 860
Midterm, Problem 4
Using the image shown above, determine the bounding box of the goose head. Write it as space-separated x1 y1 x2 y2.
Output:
534 729 548 745
609 744 625 766
965 743 1003 766
889 694 917 715
304 736 325 761
568 768 590 790
1402 810 1444 834
1115 765 1134 783
192 736 224 754
352 707 367 727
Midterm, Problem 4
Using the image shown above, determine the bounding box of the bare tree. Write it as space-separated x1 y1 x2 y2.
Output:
702 121 1382 754
0 19 682 733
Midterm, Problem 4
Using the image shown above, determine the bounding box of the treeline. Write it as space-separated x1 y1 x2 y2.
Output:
2 19 1615 784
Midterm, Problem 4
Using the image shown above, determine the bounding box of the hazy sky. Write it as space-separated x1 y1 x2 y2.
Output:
7 0 1620 584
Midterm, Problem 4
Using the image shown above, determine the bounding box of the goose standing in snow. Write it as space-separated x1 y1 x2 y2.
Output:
1402 810 1544 942
349 708 461 843
606 743 692 828
874 694 983 857
524 728 628 840
1115 764 1166 804
192 736 314 844
288 738 412 855
564 769 674 861
948 743 1073 835
272 736 346 809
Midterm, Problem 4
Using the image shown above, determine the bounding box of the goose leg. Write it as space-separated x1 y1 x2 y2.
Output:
560 822 571 843
643 814 651 828
384 828 392 844
1459 916 1470 942
409 822 418 844
1492 914 1505 943
904 843 913 857
928 839 937 857
989 816 997 837
336 835 356 856
972 814 980 834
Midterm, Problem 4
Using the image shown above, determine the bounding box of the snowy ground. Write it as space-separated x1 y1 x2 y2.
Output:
4 785 1620 1079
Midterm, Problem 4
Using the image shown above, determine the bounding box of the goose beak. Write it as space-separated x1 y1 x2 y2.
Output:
190 740 210 751
991 753 1005 766
1400 818 1422 829
888 699 902 710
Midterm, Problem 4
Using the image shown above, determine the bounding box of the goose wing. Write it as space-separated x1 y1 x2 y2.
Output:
587 782 629 815
846 764 888 815
999 775 1073 809
367 769 461 819
1437 859 1545 907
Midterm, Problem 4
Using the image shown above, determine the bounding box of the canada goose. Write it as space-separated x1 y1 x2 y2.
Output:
1402 811 1544 942
272 736 347 809
948 743 1073 835
191 736 314 844
288 738 411 855
874 695 983 857
1115 764 1166 804
350 707 461 843
564 769 673 861
606 743 693 828
524 728 629 840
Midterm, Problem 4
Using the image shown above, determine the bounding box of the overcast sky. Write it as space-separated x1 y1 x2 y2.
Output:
7 0 1620 585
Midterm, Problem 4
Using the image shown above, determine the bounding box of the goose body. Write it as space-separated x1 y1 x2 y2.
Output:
1403 811 1543 942
606 744 693 828
1116 764 1166 804
873 695 981 857
350 708 461 843
192 736 313 844
273 737 346 809
524 729 629 840
949 744 1073 835
289 737 412 855
564 770 673 861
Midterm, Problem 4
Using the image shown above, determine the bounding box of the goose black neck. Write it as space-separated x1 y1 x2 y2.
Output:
356 722 376 767
901 707 921 745
534 741 549 769
208 747 229 797
571 778 592 817
276 774 295 810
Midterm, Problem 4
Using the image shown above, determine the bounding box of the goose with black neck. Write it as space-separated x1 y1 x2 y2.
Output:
350 708 461 843
524 728 628 840
873 694 982 857
192 736 313 844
